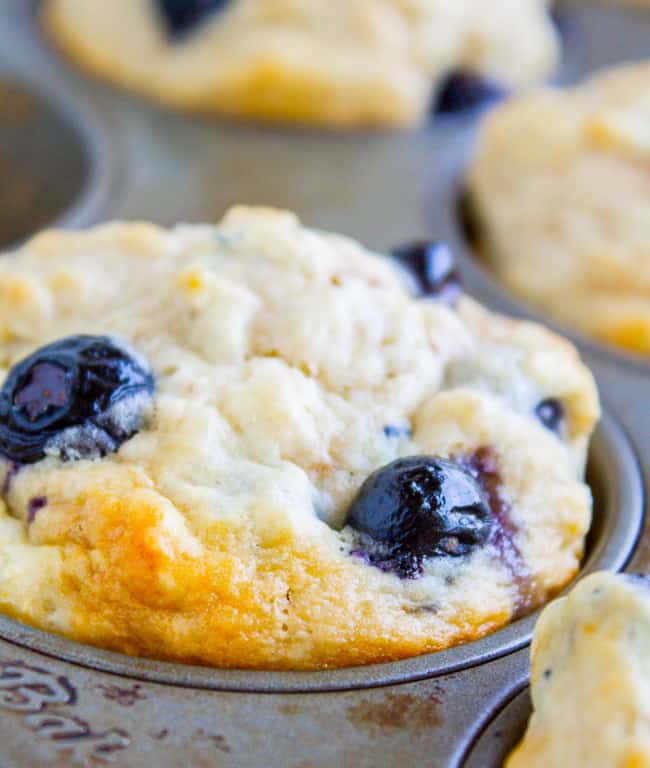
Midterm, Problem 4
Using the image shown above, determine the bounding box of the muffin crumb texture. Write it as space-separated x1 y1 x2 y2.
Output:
0 207 598 669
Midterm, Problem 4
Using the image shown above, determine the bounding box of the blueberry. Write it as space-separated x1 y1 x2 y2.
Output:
433 71 508 115
0 335 154 464
534 398 565 435
157 0 230 37
391 241 462 304
383 425 412 439
346 456 493 578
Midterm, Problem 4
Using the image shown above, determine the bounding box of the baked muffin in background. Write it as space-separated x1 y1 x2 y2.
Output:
468 62 650 356
0 207 598 670
507 572 650 768
42 0 558 128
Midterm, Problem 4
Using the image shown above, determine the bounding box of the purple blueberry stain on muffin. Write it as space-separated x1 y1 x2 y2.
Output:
346 447 533 616
27 496 48 524
0 335 154 464
461 447 533 614
1 461 20 496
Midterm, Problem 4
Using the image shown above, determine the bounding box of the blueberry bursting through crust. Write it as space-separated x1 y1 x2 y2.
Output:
0 335 154 464
347 456 493 579
157 0 231 37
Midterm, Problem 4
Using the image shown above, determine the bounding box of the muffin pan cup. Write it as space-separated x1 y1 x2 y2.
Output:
0 1 648 765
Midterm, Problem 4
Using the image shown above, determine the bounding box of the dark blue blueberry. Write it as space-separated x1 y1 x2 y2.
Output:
0 335 154 464
346 456 493 579
383 425 412 439
156 0 230 37
433 71 508 115
534 399 565 435
391 241 461 304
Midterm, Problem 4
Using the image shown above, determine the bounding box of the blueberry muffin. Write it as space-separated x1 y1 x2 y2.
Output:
507 572 650 768
0 208 598 669
468 63 650 356
42 0 558 128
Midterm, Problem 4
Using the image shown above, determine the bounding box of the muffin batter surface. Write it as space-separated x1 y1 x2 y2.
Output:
0 208 598 669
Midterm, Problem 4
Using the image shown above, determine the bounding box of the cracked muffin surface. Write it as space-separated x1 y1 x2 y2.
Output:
42 0 558 128
468 62 650 356
507 572 650 768
0 207 598 669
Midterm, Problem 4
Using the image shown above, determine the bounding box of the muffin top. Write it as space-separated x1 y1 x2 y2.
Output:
0 207 598 669
507 572 650 768
468 62 650 356
43 0 558 127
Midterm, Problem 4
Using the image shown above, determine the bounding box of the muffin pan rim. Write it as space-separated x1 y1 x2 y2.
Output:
0 0 123 249
0 409 640 694
462 686 531 767
446 136 650 378
1 4 649 765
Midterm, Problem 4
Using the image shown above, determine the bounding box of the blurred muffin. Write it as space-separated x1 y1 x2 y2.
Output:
468 63 650 355
0 208 598 669
507 572 650 768
42 0 558 128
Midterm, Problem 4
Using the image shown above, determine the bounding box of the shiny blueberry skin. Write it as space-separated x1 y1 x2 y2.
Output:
157 0 230 36
535 398 565 435
347 456 493 578
434 71 508 115
0 335 154 464
391 241 462 304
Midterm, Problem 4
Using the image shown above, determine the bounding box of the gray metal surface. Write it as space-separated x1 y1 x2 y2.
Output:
463 688 532 767
0 1 648 765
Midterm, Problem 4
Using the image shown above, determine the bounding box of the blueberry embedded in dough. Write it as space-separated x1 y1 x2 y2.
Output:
345 455 493 579
433 71 509 115
390 241 462 304
156 0 230 37
0 335 154 464
534 398 565 436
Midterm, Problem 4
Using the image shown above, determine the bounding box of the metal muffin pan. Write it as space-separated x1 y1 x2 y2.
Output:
0 0 121 251
0 1 648 765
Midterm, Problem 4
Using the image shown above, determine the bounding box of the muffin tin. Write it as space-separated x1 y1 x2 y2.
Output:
0 1 649 765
